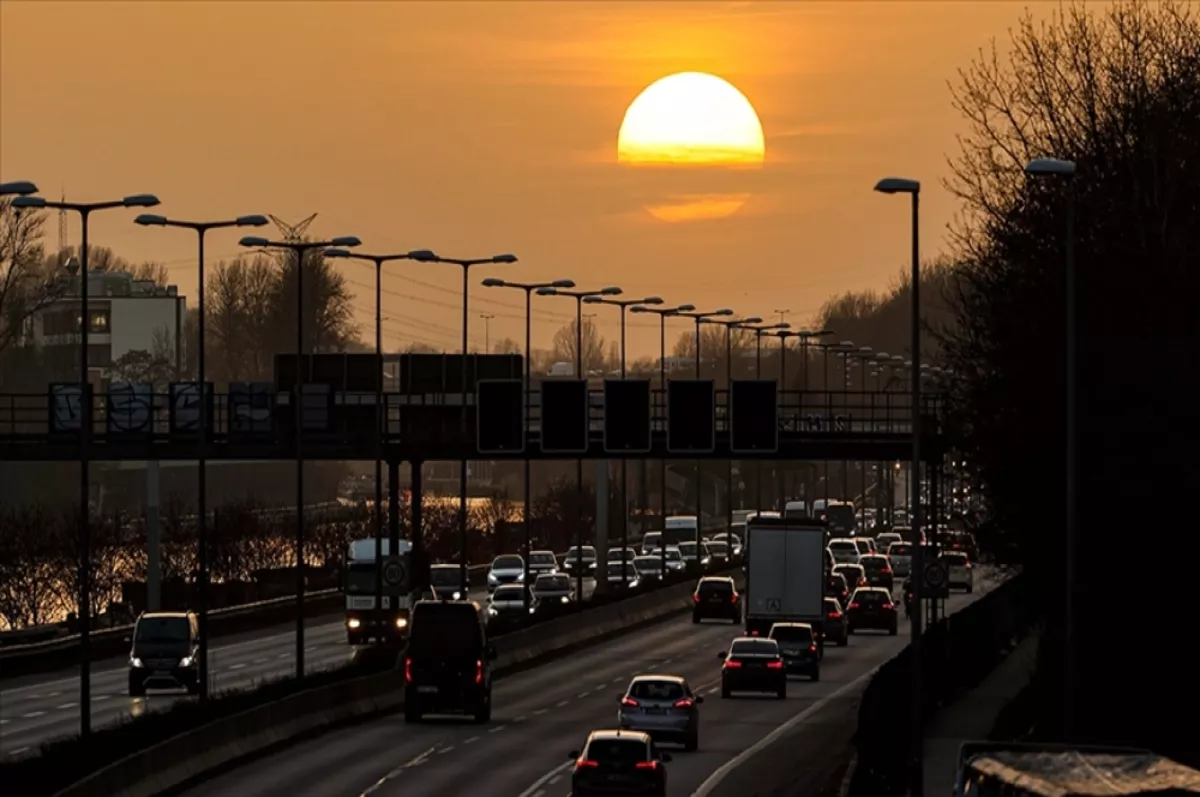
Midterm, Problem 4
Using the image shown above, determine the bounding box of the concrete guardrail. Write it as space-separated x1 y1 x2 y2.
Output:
51 574 725 797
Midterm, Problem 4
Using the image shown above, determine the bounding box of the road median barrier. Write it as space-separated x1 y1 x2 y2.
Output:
11 568 737 797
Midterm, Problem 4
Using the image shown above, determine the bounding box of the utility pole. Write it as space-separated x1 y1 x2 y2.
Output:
479 313 495 353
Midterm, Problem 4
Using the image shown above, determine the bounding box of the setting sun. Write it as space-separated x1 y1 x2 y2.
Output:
617 72 766 166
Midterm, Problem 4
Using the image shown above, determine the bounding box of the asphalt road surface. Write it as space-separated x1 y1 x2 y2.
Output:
176 569 1003 797
0 581 594 758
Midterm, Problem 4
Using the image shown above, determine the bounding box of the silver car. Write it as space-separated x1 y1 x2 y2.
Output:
532 572 573 604
617 674 702 750
487 554 526 593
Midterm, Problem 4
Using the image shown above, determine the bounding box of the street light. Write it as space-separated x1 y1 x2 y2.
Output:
482 276 576 608
0 181 39 196
238 233 361 678
13 190 161 738
1024 155 1077 739
538 285 622 599
419 252 518 589
873 173 923 797
134 212 268 699
585 294 664 583
733 321 788 515
701 315 763 529
630 302 694 580
324 247 435 625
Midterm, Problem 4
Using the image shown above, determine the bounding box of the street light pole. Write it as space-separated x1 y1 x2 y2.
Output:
239 234 363 678
325 247 434 637
1023 156 1078 738
538 285 622 600
483 278 576 609
135 213 268 697
631 303 695 580
424 253 518 590
585 295 664 583
873 175 922 797
15 191 161 738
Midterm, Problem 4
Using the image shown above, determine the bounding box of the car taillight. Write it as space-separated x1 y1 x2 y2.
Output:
693 593 701 603
621 696 640 707
965 563 972 569
749 629 759 636
576 759 599 769
673 698 694 708
474 660 483 684
849 602 860 609
635 760 658 770
809 644 818 653
731 592 739 604
724 659 743 668
828 611 842 619
882 566 893 574
404 656 413 683
766 659 784 669
882 602 894 610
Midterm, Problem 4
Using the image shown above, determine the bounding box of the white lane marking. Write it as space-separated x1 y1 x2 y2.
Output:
8 746 29 756
22 711 45 718
438 746 455 754
305 646 317 652
56 702 77 710
549 774 563 785
555 700 569 707
277 653 289 659
662 658 674 664
516 761 573 797
576 691 590 699
704 686 719 695
91 695 110 702
690 666 880 796
0 719 8 725
360 746 436 795
611 677 623 684
533 708 549 716
594 683 607 691
489 725 507 733
464 736 480 745
514 715 527 723
229 664 246 670
254 657 268 664
46 691 60 697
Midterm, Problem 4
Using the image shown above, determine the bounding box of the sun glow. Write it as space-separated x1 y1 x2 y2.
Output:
617 72 764 221
617 72 765 167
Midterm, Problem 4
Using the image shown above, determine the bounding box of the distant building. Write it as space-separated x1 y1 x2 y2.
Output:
20 261 186 388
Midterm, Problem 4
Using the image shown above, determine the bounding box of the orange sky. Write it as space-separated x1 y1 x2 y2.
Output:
1 1 1059 359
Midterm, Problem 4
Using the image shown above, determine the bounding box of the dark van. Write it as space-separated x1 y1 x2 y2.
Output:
403 599 497 724
127 611 201 696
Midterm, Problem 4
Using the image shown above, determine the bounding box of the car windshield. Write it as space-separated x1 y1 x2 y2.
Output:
824 598 842 612
941 552 969 566
135 617 189 643
829 541 857 552
536 575 569 590
698 579 733 595
586 738 649 764
707 542 729 554
493 555 523 570
665 549 682 562
634 558 661 573
643 533 661 546
607 562 633 577
835 565 863 579
827 574 847 590
860 557 887 570
854 540 871 553
677 542 697 555
429 567 461 587
609 549 634 560
731 639 778 656
770 625 813 643
565 548 597 561
492 586 526 601
629 680 686 701
890 544 912 556
529 553 556 566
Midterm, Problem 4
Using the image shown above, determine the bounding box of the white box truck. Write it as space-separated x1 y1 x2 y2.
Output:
744 517 829 642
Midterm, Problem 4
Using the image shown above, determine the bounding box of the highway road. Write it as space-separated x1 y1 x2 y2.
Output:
0 580 595 758
177 569 1003 797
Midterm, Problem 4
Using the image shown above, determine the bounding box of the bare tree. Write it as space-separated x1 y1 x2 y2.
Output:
493 337 521 355
550 316 606 374
0 200 60 354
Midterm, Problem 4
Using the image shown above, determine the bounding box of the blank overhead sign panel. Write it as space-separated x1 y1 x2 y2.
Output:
730 380 779 453
539 379 589 454
476 378 525 454
667 379 716 453
603 379 652 454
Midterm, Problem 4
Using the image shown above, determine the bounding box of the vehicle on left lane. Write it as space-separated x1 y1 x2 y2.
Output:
404 598 496 723
719 637 787 699
569 730 670 797
617 674 703 750
487 554 526 593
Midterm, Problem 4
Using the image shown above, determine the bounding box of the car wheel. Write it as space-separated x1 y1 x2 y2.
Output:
128 678 146 697
776 686 787 700
404 701 421 723
889 625 898 636
811 670 820 682
474 696 492 724
685 730 699 752
692 614 700 625
967 584 974 594
186 679 200 696
721 684 732 699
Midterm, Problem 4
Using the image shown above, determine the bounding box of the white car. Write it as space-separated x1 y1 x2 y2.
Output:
640 532 662 556
939 551 974 593
486 554 525 593
662 547 686 572
875 532 902 553
887 542 914 577
828 538 861 566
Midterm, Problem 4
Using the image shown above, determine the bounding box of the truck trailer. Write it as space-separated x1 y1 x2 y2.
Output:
744 517 829 644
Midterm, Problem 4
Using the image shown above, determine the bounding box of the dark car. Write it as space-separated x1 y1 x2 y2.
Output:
858 554 895 591
532 572 574 604
846 587 899 635
692 576 741 624
825 571 850 607
422 564 467 601
633 555 666 585
719 637 787 699
943 531 979 562
127 611 201 696
833 563 868 594
569 730 670 797
563 545 598 575
822 597 849 646
403 599 497 723
768 622 820 681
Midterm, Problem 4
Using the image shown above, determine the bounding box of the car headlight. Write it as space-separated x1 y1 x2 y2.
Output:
515 572 524 582
347 618 362 629
487 573 498 584
452 590 463 600
179 656 194 668
395 617 408 629
487 606 499 616
130 657 144 668
560 596 570 604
